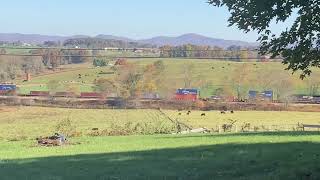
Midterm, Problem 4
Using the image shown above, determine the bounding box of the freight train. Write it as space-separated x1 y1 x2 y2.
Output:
27 91 104 99
1 84 320 104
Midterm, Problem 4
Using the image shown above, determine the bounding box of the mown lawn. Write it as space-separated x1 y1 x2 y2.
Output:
0 132 320 180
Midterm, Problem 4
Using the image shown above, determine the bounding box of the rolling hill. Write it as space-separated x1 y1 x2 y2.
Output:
138 33 258 48
0 33 258 48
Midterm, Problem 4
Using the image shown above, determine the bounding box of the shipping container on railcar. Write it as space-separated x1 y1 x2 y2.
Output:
175 88 199 101
80 92 103 99
54 92 77 98
0 84 17 96
29 91 50 97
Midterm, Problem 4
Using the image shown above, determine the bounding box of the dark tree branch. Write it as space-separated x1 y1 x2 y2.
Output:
208 0 320 78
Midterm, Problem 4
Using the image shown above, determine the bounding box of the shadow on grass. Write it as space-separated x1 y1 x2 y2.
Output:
160 131 320 140
1 141 320 180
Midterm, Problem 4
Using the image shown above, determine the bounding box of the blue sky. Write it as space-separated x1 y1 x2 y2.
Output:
0 0 296 42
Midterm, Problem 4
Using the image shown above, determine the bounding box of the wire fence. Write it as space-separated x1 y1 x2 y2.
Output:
213 124 310 133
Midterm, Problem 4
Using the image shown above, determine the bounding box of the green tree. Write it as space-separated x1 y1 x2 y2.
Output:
209 0 320 78
153 60 165 73
93 59 108 67
0 48 6 54
114 63 144 98
240 50 249 62
94 78 118 97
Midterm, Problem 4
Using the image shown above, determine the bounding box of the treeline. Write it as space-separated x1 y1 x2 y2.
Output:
63 38 154 49
29 49 92 68
0 48 94 81
159 44 261 61
0 41 28 46
0 55 44 81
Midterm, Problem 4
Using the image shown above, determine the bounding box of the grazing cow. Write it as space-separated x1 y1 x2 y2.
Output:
221 111 226 114
92 128 99 131
201 113 206 116
222 106 228 111
231 110 234 114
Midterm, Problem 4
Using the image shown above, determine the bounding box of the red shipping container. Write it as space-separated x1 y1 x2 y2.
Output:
175 94 198 101
30 91 50 96
80 92 103 98
55 92 77 97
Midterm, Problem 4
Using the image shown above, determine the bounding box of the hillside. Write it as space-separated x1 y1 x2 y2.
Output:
0 33 89 44
0 33 258 48
16 59 319 97
139 33 258 48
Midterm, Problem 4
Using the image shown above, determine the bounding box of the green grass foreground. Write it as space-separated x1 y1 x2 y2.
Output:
1 132 320 180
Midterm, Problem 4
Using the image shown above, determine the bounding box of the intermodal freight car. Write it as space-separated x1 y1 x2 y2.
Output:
290 95 320 104
80 92 103 99
249 90 273 102
54 92 77 98
29 91 50 97
0 84 17 95
175 88 199 101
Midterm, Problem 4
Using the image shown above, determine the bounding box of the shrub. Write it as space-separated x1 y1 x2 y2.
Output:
93 59 108 67
55 117 77 137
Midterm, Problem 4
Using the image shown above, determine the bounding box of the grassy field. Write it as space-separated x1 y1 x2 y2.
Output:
16 59 320 97
1 106 320 179
0 106 320 140
1 132 320 180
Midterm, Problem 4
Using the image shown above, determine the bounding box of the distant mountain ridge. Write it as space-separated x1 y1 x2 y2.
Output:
138 33 258 48
0 33 258 48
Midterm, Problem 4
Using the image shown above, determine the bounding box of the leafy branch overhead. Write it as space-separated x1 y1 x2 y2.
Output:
208 0 320 78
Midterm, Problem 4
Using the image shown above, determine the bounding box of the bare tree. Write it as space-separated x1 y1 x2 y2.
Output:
183 63 195 88
229 63 250 100
307 73 320 96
